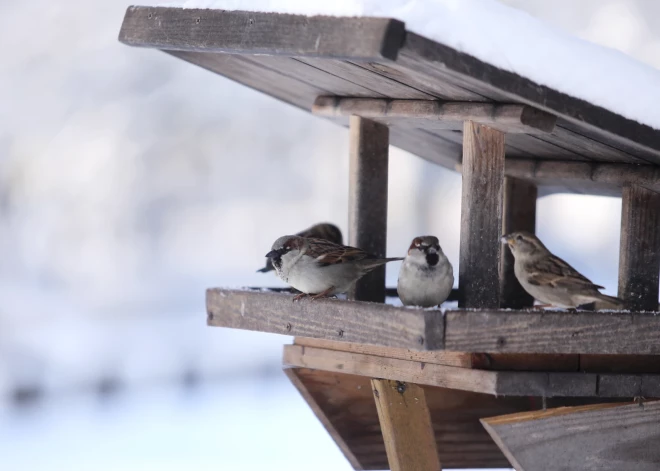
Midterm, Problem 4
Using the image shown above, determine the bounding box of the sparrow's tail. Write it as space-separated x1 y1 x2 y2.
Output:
361 257 404 270
592 293 625 309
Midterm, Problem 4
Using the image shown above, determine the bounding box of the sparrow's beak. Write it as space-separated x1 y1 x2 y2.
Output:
501 235 512 245
426 246 438 254
265 250 280 259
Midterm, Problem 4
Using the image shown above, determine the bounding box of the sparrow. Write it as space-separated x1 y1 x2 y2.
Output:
257 223 343 273
397 236 454 307
265 235 402 301
502 231 623 309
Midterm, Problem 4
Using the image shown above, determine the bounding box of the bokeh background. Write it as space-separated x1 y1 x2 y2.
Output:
1 0 659 469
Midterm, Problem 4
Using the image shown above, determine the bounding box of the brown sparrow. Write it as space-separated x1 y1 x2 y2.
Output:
397 236 454 307
265 235 402 300
502 231 623 309
257 223 343 273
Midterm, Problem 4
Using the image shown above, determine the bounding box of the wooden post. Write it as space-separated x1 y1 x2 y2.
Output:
460 121 506 308
371 379 441 471
348 115 390 302
500 177 537 308
618 185 660 311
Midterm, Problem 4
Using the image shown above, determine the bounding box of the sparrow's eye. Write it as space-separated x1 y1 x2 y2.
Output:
516 235 523 242
284 246 290 250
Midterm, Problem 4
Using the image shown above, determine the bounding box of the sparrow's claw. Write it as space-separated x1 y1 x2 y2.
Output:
310 287 335 300
292 293 308 302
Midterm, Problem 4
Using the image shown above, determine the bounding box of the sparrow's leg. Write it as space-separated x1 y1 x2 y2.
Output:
310 287 335 300
292 292 309 302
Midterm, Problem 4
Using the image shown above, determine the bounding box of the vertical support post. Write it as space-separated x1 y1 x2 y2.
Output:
372 379 441 471
459 121 506 308
500 177 537 308
618 185 660 311
348 115 390 303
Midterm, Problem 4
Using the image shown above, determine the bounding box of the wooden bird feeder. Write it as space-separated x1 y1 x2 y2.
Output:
119 7 660 470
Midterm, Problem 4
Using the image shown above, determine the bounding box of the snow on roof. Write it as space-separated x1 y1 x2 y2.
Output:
156 0 660 130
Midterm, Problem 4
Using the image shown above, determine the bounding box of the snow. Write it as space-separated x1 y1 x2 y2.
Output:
159 0 660 130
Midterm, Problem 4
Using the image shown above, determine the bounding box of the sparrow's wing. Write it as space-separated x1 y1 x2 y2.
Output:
305 238 371 266
297 224 343 245
527 256 605 290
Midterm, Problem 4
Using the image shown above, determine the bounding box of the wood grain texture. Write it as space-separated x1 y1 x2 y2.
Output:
618 185 660 311
444 310 660 354
206 288 445 350
481 401 660 471
283 368 364 469
348 116 390 303
500 177 537 309
289 368 529 469
313 97 556 134
120 7 405 60
371 379 441 471
459 122 506 308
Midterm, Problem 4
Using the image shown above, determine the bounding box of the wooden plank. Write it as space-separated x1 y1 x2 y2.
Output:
120 7 405 60
313 97 556 134
471 353 579 372
580 354 660 374
397 31 660 164
348 116 390 303
618 185 660 311
206 288 445 350
481 401 660 471
598 374 642 397
444 310 660 354
459 122 505 308
500 177 537 309
294 338 473 368
283 368 364 469
371 379 441 471
292 368 524 469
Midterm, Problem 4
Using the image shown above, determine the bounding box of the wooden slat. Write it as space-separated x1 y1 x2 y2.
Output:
481 401 660 471
371 379 441 471
444 310 660 354
314 97 556 134
206 288 445 350
348 116 390 303
500 177 537 309
283 368 364 469
120 7 405 60
618 185 660 311
460 122 505 308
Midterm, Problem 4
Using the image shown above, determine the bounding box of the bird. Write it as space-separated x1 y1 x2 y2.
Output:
257 223 343 273
501 231 623 309
397 236 454 307
265 235 402 301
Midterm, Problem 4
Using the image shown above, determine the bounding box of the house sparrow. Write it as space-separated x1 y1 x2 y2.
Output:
502 231 623 309
397 236 454 307
257 223 343 273
265 235 402 301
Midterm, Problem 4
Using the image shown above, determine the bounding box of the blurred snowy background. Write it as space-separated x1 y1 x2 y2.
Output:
1 0 658 470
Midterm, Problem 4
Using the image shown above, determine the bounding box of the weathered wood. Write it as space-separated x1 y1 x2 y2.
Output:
481 401 660 471
120 7 405 60
289 368 526 469
618 185 660 311
460 122 506 308
348 116 390 303
283 368 363 469
313 97 556 134
206 288 445 350
500 177 537 309
580 354 660 374
371 379 441 471
246 286 460 301
444 310 660 354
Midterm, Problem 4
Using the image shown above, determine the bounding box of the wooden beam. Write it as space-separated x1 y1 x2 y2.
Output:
119 7 405 60
481 401 660 471
348 116 390 302
371 379 441 471
500 177 537 308
460 122 506 308
206 288 445 350
313 97 557 134
505 159 660 194
618 185 660 311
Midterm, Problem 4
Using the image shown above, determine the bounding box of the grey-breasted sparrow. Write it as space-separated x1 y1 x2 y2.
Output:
257 223 343 273
265 235 402 301
502 231 623 309
397 236 454 307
